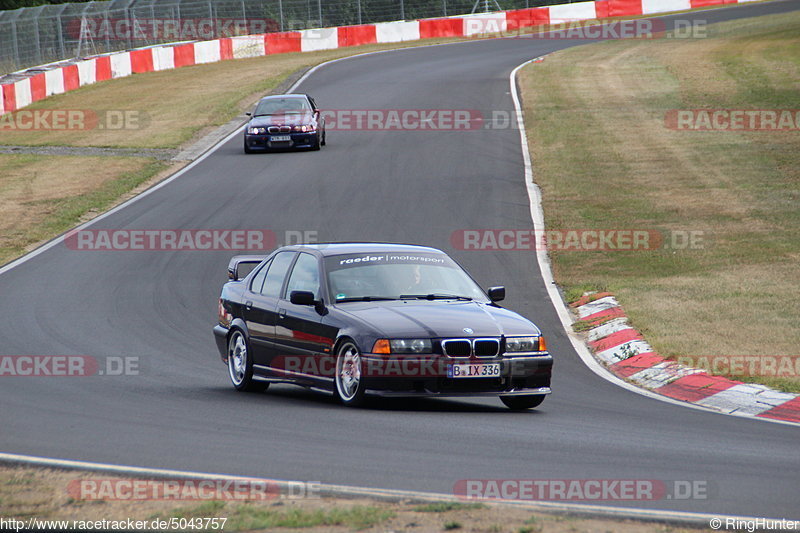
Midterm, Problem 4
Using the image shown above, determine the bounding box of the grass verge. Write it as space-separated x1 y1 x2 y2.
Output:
0 464 705 532
520 11 800 391
0 154 170 265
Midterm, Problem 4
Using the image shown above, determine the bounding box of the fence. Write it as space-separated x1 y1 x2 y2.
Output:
0 0 582 74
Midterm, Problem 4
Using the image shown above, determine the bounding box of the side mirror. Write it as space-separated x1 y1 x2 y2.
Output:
488 286 505 302
245 112 252 116
290 290 316 306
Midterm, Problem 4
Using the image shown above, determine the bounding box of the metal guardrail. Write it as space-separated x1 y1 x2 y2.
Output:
0 0 580 75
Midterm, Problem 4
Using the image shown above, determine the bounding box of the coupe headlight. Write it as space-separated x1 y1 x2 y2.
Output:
505 336 541 353
292 124 315 133
247 127 266 134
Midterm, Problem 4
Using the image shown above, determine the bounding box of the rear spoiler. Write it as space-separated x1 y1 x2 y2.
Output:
227 255 267 281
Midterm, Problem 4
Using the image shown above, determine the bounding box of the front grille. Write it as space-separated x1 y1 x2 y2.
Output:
474 339 500 357
268 125 291 134
442 339 471 357
441 338 500 357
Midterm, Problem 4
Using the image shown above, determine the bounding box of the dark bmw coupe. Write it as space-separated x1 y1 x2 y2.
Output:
243 94 326 153
213 243 553 409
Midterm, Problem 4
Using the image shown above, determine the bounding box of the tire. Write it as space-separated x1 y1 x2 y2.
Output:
500 395 545 410
334 340 367 406
310 132 321 151
320 129 326 146
244 140 254 154
227 330 267 392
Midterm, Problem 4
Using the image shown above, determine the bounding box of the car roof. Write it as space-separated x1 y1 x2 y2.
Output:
281 243 445 257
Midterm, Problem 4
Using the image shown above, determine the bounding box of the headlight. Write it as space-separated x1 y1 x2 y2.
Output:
247 127 265 134
390 339 432 354
292 124 315 133
372 338 433 354
505 336 541 353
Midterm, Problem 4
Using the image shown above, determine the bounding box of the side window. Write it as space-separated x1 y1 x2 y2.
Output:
249 259 271 293
285 253 320 300
261 252 296 298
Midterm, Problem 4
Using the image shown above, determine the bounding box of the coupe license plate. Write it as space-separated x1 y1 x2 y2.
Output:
270 135 291 142
448 363 501 378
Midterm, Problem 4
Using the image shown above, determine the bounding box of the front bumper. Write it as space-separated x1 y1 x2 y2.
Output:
359 353 553 396
244 132 318 150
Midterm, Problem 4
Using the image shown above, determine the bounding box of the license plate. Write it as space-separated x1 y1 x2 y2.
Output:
447 363 501 378
270 135 291 142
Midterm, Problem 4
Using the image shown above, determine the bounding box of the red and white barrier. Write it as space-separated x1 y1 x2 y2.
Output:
642 0 692 14
0 0 749 115
549 1 598 22
300 28 339 52
375 21 421 43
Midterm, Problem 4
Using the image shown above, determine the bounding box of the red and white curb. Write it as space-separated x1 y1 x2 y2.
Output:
572 293 800 424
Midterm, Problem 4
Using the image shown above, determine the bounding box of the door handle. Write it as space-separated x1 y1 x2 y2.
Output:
245 301 253 311
278 308 287 319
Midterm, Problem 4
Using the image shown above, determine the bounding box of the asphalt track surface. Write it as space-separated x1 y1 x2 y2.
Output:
1 0 799 520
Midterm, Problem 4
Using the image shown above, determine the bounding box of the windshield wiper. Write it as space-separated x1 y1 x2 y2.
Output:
335 296 398 303
399 294 473 301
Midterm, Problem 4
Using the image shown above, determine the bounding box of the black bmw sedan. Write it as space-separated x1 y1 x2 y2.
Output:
243 94 326 153
213 243 552 409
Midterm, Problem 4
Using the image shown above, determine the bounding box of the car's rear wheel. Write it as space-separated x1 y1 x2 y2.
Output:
500 395 545 410
335 340 367 406
228 330 266 392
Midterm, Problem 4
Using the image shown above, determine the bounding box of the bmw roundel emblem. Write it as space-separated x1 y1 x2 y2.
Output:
463 327 474 334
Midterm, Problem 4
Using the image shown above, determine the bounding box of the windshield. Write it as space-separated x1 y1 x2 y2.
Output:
325 252 488 303
254 97 311 116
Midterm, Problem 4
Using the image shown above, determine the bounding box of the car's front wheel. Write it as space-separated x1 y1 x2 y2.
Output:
500 395 544 410
335 340 367 406
243 139 254 154
227 330 266 392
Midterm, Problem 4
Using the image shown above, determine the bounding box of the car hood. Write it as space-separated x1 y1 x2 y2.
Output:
249 113 313 127
336 300 541 339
